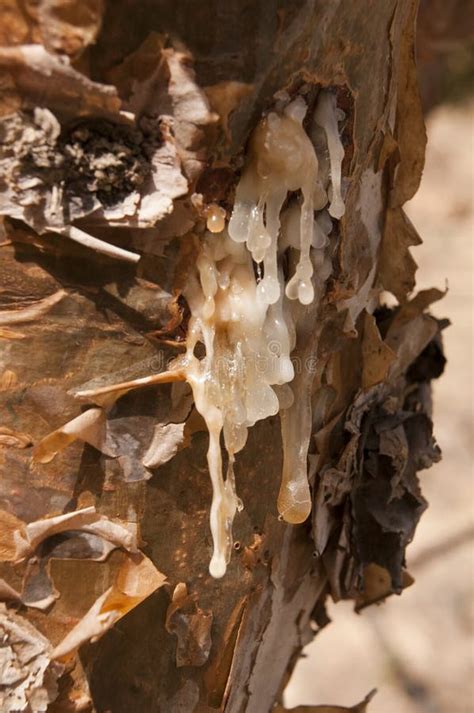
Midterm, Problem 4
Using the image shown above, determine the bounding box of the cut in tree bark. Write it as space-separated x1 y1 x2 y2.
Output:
0 1 446 712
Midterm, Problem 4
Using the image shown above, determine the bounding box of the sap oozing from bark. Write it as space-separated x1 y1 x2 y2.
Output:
314 91 346 220
181 94 345 576
228 97 321 306
176 232 295 577
31 94 345 578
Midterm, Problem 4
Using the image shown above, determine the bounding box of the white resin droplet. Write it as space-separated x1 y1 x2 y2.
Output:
279 398 312 524
206 204 227 233
209 557 226 578
277 320 316 524
257 275 280 305
314 91 345 220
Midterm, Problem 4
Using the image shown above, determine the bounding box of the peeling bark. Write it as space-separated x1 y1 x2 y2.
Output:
0 1 445 712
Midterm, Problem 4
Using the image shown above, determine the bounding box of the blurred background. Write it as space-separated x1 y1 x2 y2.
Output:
285 3 474 712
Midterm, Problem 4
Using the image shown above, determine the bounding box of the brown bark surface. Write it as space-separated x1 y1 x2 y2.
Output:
0 2 445 712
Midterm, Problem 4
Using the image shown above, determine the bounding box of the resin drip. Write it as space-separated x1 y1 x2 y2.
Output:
178 93 344 577
314 90 346 220
228 98 322 306
176 231 295 577
30 94 347 580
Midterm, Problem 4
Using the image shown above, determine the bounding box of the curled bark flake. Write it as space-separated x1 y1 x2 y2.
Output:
72 368 186 406
106 32 217 181
52 553 166 661
355 563 414 611
378 207 421 303
361 312 396 390
12 506 138 562
163 49 218 180
142 422 187 469
1 507 161 627
32 408 108 464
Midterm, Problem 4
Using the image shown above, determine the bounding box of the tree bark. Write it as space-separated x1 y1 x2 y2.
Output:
0 2 445 712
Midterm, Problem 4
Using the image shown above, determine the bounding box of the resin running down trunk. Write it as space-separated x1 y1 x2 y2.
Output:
0 2 444 711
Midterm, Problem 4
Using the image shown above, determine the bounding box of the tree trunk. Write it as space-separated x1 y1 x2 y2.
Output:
0 2 445 712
